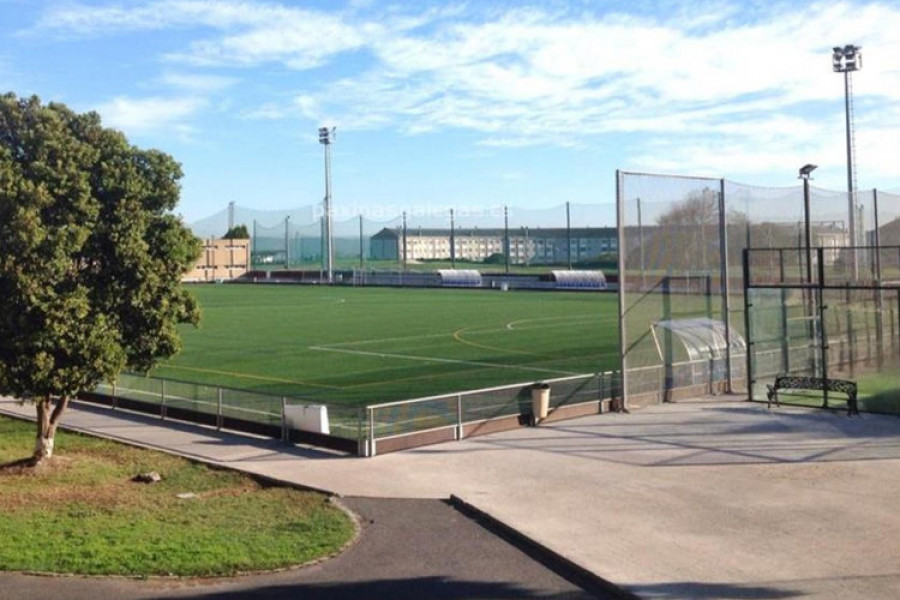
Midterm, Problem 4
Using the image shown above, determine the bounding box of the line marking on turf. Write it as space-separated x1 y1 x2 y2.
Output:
319 331 458 348
323 314 616 349
452 327 535 356
159 364 344 390
308 346 579 376
505 314 616 331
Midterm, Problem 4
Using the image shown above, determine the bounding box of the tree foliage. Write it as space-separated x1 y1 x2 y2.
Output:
223 224 249 239
0 93 201 462
656 187 719 227
650 187 720 270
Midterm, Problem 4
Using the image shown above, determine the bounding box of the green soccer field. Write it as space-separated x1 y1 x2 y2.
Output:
150 284 620 406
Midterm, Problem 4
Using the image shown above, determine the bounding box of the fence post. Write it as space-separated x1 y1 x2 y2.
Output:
368 406 376 457
357 406 365 457
743 248 754 401
112 381 117 410
456 394 463 440
597 372 603 410
161 379 167 420
281 397 288 442
818 248 830 408
717 179 734 393
216 387 223 431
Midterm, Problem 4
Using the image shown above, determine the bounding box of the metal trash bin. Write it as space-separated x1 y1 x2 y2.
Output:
531 383 550 424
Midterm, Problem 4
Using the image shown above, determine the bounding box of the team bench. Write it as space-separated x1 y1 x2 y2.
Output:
766 375 859 416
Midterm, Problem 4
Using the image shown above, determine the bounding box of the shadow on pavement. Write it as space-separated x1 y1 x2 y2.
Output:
627 580 802 599
144 577 592 600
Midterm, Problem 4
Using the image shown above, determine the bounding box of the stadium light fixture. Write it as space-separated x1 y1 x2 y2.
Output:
318 126 336 283
832 44 861 279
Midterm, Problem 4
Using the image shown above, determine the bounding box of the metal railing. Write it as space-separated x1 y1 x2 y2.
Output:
87 370 621 456
362 371 620 456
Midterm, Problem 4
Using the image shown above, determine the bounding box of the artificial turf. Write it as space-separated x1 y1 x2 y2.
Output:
150 284 620 405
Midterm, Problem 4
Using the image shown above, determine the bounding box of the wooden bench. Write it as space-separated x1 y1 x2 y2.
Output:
766 375 859 416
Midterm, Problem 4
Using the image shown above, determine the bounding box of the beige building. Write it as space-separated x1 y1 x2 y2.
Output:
370 227 618 265
184 238 250 282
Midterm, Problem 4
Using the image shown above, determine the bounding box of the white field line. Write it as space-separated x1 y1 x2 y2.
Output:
504 314 615 331
307 346 580 376
322 313 615 348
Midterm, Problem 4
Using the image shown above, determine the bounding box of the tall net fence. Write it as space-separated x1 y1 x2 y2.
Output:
250 215 404 268
617 170 900 408
617 173 736 405
192 202 619 271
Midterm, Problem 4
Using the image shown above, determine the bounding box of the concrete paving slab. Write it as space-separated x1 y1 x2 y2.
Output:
4 396 900 599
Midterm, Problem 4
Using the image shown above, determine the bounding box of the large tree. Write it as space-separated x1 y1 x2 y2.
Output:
0 93 201 464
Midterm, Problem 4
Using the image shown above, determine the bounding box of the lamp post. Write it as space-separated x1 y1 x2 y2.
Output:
318 126 336 283
800 164 819 376
799 164 818 285
566 201 572 270
402 211 408 270
450 209 456 268
504 206 510 274
832 44 861 279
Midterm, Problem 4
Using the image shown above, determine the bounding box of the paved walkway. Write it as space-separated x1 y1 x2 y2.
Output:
0 496 601 600
3 397 900 599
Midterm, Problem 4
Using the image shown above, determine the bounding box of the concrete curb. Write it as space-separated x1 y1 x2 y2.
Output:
447 494 640 600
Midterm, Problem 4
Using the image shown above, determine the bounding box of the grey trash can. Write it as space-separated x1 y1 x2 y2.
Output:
531 383 550 424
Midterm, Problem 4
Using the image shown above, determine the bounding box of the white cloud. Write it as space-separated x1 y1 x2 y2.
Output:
158 71 238 93
28 0 900 183
95 95 206 136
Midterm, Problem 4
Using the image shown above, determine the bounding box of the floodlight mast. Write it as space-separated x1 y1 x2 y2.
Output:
832 44 861 280
319 126 335 284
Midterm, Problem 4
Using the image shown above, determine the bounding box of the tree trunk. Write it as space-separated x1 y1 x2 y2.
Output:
33 395 69 464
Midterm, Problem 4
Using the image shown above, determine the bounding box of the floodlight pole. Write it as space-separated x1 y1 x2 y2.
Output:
504 206 510 274
450 209 456 268
284 215 290 270
318 126 336 283
566 201 572 270
359 214 364 270
402 211 408 270
833 44 861 280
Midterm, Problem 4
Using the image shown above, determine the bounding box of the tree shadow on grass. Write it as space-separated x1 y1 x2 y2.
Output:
0 456 39 473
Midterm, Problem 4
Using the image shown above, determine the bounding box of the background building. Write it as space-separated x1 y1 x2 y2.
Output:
184 238 250 282
370 227 618 265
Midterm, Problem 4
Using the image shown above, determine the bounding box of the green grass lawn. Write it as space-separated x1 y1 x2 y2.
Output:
0 416 355 576
150 285 620 405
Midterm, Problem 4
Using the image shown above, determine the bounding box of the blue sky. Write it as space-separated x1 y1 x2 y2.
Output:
2 0 899 225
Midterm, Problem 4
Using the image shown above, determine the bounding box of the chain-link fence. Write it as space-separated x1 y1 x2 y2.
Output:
745 246 900 414
617 170 900 409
